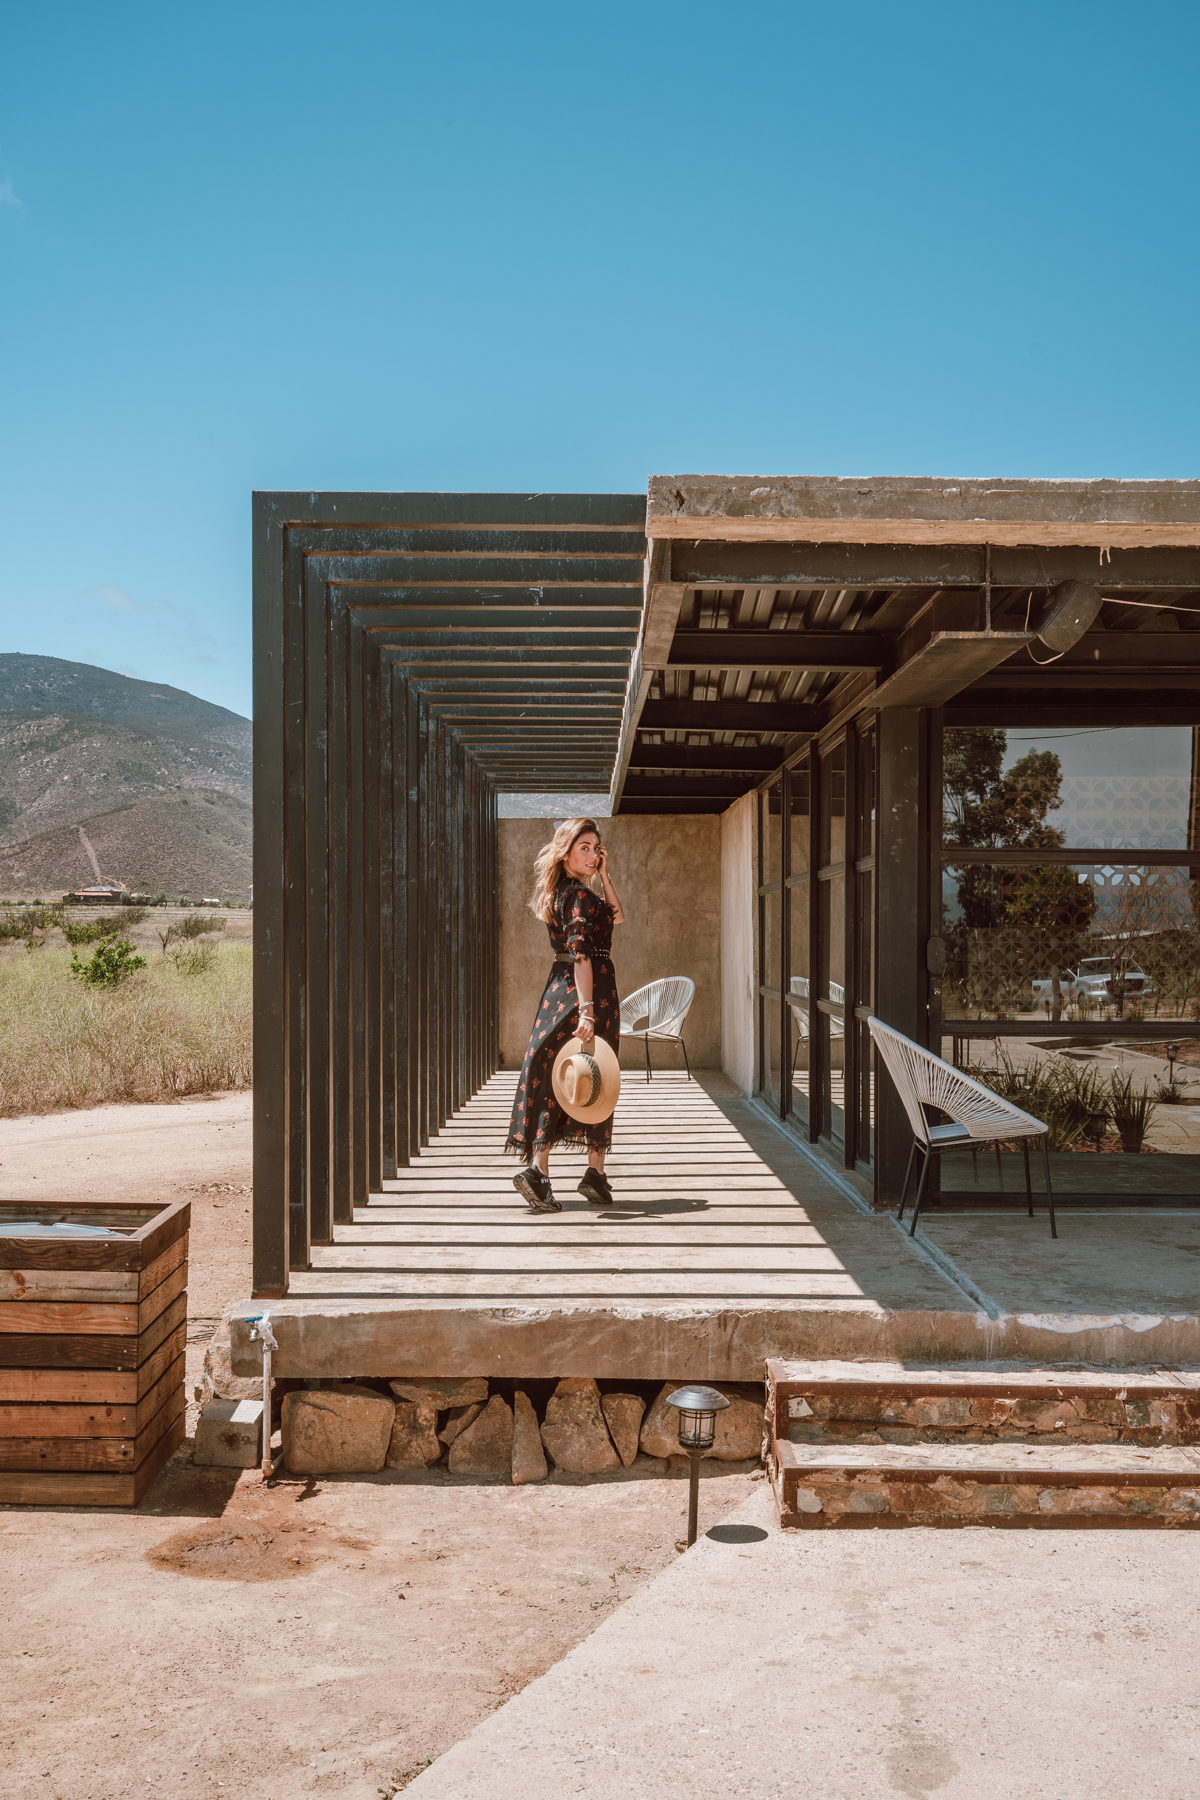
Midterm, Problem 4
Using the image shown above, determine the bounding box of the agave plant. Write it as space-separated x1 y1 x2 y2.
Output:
1107 1071 1158 1153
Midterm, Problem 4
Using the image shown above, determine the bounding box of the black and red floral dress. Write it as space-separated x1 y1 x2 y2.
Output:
506 877 620 1162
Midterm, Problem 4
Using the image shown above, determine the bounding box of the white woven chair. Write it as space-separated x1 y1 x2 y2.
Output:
868 1017 1057 1238
619 977 696 1081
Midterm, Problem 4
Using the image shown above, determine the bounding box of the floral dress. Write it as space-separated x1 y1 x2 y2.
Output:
505 877 620 1162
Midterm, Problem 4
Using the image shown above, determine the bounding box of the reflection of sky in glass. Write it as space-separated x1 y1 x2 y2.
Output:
1002 727 1198 850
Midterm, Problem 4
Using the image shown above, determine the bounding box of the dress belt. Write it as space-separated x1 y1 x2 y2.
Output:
551 953 611 967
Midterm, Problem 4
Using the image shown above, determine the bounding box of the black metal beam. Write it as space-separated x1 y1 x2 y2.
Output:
621 774 756 799
630 744 786 772
638 699 826 734
672 540 1200 591
945 703 1200 727
667 633 890 671
615 796 733 815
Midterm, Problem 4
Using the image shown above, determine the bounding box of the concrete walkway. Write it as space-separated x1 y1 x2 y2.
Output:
408 1482 1200 1800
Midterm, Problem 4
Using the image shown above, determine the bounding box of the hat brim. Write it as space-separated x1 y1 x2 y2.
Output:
551 1035 621 1124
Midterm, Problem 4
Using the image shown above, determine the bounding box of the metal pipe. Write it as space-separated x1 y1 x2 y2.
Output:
246 1313 279 1480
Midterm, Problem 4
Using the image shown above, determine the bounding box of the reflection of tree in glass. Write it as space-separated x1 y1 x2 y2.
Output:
943 729 1095 1019
1102 869 1200 1020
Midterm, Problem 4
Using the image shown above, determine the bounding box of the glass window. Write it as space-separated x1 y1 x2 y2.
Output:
764 887 782 993
762 780 783 886
942 862 1200 1025
789 761 810 875
820 742 846 867
857 726 877 859
944 724 1200 853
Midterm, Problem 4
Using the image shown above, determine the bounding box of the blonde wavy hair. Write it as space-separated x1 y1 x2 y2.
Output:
529 817 600 923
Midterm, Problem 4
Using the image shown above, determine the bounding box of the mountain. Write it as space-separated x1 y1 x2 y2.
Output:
0 711 252 845
0 655 250 752
0 790 253 902
0 656 253 898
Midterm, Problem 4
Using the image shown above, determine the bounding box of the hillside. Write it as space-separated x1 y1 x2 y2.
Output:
0 654 250 752
0 711 252 845
0 789 252 902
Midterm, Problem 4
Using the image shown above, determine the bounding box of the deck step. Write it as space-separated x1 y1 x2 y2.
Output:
767 1358 1200 1448
774 1438 1200 1528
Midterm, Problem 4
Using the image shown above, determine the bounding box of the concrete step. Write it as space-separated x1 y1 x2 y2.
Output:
774 1437 1200 1528
767 1357 1200 1448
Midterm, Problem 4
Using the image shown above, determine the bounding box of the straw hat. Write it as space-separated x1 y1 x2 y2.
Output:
551 1035 621 1124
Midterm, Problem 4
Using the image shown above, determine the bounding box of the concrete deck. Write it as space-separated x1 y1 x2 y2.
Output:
405 1480 1200 1799
231 1072 1200 1379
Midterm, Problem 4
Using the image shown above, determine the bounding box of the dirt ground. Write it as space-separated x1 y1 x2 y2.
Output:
0 1096 761 1799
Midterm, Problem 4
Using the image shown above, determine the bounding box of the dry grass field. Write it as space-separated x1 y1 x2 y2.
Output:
0 925 252 1116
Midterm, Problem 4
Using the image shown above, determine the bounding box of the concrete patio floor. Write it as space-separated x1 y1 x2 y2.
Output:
407 1480 1200 1800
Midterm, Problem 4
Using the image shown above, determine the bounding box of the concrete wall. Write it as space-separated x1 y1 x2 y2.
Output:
720 790 756 1096
499 817 721 1070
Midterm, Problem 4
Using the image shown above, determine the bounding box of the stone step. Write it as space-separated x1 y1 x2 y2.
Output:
773 1438 1200 1529
766 1357 1200 1448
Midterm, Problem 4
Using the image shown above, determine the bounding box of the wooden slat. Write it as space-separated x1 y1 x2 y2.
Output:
0 1387 186 1472
0 1353 185 1438
286 1271 863 1298
0 1291 188 1370
0 1320 186 1405
0 1239 186 1305
0 1409 185 1507
0 1260 185 1338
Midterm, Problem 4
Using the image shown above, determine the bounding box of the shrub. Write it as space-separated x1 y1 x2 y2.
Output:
1108 1071 1158 1153
0 905 63 940
70 938 148 987
166 939 218 976
63 918 121 947
970 1049 1106 1152
158 914 226 952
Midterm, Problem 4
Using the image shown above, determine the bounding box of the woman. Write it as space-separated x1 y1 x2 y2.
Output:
506 817 625 1212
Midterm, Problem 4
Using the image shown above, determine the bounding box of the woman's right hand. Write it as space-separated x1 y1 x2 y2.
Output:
576 1009 595 1044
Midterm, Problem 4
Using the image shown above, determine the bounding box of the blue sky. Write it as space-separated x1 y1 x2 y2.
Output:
2 2 1199 719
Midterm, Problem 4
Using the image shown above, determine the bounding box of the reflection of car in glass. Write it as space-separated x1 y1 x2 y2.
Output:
1031 958 1154 1002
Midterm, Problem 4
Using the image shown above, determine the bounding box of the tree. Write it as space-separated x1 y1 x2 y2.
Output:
943 729 1095 1019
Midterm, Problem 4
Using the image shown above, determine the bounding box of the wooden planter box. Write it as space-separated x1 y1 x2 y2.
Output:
0 1199 189 1506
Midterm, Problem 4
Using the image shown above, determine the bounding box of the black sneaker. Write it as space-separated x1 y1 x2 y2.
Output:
513 1167 561 1213
578 1167 613 1206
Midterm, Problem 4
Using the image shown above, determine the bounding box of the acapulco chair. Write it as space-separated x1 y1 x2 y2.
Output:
618 977 696 1081
868 1017 1057 1238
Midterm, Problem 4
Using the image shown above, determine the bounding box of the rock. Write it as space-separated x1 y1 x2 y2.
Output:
193 1310 261 1408
540 1378 621 1474
639 1382 765 1462
601 1393 646 1468
386 1400 442 1468
448 1395 513 1476
281 1384 394 1475
193 1398 264 1468
512 1390 548 1484
389 1376 489 1409
439 1402 484 1447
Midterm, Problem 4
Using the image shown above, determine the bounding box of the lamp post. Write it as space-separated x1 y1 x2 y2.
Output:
666 1385 730 1547
1167 1043 1180 1082
1085 1107 1109 1151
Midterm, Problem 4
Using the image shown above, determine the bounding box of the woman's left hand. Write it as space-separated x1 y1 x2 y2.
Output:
596 843 610 883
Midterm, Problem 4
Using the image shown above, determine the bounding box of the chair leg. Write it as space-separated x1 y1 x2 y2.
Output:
896 1140 917 1222
1021 1139 1033 1218
644 1035 652 1083
679 1036 691 1081
1041 1135 1058 1239
995 1141 1004 1189
908 1144 932 1236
